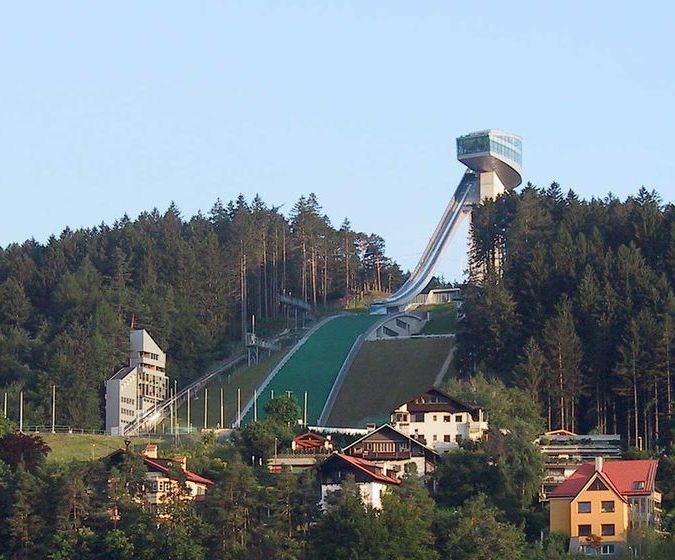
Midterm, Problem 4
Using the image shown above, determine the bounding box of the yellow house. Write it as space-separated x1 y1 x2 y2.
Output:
549 457 660 556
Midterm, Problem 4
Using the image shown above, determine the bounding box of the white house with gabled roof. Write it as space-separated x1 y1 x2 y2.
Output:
390 388 488 452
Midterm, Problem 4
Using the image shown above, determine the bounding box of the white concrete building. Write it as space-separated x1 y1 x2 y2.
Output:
390 388 488 452
105 329 169 435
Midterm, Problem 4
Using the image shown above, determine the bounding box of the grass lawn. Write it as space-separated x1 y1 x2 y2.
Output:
327 337 454 427
40 433 163 463
419 303 458 334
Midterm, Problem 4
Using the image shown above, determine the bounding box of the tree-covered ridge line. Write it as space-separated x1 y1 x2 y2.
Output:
0 193 404 430
459 185 675 450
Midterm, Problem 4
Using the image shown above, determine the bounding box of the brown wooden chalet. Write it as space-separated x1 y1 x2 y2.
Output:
319 453 401 486
342 424 439 477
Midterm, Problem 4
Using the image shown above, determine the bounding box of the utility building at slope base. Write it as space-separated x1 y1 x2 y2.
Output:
105 329 169 435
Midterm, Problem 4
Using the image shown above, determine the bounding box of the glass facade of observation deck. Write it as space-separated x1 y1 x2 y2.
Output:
457 132 522 167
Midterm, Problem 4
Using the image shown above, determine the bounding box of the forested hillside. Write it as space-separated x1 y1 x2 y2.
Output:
0 193 403 429
458 185 675 450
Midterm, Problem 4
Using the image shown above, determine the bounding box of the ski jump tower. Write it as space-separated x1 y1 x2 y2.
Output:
370 130 522 314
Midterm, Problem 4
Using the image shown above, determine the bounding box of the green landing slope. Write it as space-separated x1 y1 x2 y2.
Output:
246 314 380 426
327 337 454 427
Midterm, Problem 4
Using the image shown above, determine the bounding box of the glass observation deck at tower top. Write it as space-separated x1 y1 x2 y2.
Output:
456 130 522 190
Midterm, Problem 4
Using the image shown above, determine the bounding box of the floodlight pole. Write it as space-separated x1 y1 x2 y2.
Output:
220 387 224 428
237 388 241 428
204 388 208 429
173 380 178 434
254 388 258 422
169 387 174 435
19 391 23 433
187 388 191 432
51 385 56 433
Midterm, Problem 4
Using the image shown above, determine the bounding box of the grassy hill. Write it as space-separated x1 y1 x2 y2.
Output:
419 303 458 334
39 433 164 463
327 337 454 427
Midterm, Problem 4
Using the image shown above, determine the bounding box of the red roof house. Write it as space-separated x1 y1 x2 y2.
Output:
104 444 213 508
318 452 400 510
291 432 333 453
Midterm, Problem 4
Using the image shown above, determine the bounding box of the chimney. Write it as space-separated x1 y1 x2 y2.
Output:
174 455 187 471
142 443 158 459
366 423 376 433
595 456 604 472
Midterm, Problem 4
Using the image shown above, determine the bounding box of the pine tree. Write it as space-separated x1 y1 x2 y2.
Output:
542 297 584 431
514 338 546 407
7 468 46 559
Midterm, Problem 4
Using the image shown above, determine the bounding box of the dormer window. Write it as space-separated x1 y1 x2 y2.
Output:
632 481 645 490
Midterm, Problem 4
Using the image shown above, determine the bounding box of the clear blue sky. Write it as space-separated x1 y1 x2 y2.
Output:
2 2 674 281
